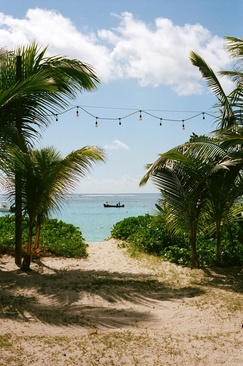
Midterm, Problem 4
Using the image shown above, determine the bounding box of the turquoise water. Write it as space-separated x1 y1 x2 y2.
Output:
0 193 160 242
51 193 160 241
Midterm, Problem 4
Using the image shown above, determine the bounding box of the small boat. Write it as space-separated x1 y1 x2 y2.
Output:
0 202 15 213
0 202 11 212
104 202 125 208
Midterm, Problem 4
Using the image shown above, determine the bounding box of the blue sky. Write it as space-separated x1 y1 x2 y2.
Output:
0 0 242 193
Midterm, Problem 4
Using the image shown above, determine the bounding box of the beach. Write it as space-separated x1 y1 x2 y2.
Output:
0 239 243 365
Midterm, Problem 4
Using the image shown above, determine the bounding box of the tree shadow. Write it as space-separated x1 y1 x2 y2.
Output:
198 266 243 293
0 262 204 328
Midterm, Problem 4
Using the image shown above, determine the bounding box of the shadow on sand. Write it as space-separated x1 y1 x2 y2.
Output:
0 258 242 329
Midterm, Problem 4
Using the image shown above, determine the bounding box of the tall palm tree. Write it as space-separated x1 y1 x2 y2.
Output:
190 134 243 264
140 143 209 267
4 145 105 270
202 169 243 264
190 51 236 129
190 37 243 130
140 137 243 267
0 43 99 266
190 37 243 263
140 37 243 267
219 37 243 127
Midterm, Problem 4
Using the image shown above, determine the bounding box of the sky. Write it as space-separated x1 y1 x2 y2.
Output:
0 0 242 193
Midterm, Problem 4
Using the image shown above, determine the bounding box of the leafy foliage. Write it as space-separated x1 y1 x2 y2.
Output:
0 215 87 258
0 42 101 268
139 37 243 267
110 214 243 267
111 214 184 256
110 215 153 240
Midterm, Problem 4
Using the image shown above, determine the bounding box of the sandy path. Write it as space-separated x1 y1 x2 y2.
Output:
0 239 243 365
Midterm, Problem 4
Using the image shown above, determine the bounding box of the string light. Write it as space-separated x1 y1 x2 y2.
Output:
46 105 213 129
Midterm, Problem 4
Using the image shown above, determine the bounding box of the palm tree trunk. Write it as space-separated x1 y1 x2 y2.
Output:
21 224 32 271
216 222 222 266
189 225 199 268
15 180 22 266
33 220 41 258
15 55 22 267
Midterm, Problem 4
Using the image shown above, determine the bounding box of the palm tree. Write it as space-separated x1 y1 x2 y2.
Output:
140 37 243 267
4 145 105 270
140 143 209 267
190 36 243 263
191 136 243 265
190 36 243 130
190 51 236 129
202 170 243 265
0 43 99 266
140 136 243 267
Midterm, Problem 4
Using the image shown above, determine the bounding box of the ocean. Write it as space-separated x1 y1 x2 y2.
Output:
0 193 161 242
52 193 160 241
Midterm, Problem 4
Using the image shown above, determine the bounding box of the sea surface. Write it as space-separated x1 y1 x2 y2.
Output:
0 193 160 242
52 193 160 241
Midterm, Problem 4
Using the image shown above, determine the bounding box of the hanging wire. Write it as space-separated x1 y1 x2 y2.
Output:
45 105 215 128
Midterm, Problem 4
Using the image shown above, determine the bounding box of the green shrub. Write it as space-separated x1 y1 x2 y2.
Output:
128 216 173 255
110 214 153 240
160 245 191 265
110 214 243 267
40 218 87 258
111 214 179 255
0 215 87 258
0 214 15 247
220 240 243 266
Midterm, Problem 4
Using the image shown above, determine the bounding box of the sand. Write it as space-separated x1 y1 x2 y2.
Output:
0 239 243 365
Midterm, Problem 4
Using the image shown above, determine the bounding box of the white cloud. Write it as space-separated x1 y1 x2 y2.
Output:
75 174 155 193
104 139 129 150
0 9 234 95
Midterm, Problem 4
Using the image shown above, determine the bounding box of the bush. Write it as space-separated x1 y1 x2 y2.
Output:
110 214 153 240
160 245 191 266
110 214 243 267
0 215 87 258
111 214 178 255
40 218 87 258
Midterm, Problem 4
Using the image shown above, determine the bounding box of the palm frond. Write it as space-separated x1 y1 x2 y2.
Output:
190 51 235 128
